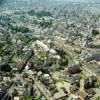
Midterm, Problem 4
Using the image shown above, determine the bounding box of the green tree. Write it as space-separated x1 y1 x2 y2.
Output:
23 96 32 100
96 96 100 100
92 29 99 36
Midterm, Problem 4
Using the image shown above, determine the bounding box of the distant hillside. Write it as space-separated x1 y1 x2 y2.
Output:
0 0 100 11
0 0 58 11
0 0 6 5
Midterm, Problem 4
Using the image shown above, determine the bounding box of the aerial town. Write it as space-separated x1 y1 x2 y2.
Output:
0 0 100 100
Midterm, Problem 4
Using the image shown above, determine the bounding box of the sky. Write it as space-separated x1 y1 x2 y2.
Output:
56 0 92 2
0 0 98 6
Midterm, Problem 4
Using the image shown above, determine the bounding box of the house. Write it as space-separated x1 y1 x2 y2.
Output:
77 91 89 100
54 90 68 100
68 94 79 100
14 97 20 100
85 88 96 97
67 74 81 85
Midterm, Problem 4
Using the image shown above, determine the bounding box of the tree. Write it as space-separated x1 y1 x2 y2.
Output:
36 11 52 17
28 10 35 16
0 62 12 72
23 96 32 100
96 97 100 100
60 55 68 66
92 29 99 36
